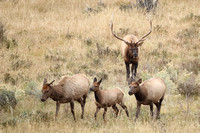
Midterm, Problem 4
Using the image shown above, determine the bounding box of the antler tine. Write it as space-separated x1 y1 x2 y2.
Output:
110 13 132 45
136 19 152 45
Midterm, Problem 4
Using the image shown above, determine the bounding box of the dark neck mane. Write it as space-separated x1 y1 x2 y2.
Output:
50 85 65 101
94 90 101 103
134 86 145 101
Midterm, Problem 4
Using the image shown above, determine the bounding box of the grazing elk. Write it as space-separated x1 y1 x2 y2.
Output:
41 74 90 121
128 77 166 120
110 15 152 81
90 77 129 121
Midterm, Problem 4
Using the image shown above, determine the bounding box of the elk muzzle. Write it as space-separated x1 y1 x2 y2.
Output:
89 87 94 92
41 98 45 102
41 94 48 102
128 91 134 95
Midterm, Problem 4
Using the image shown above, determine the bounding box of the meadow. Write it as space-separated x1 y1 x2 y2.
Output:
0 0 200 132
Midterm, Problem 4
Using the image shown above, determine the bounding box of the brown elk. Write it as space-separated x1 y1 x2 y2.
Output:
90 77 129 121
110 15 152 81
128 77 166 120
41 74 90 121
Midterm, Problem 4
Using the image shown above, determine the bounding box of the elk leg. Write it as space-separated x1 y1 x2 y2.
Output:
133 62 138 78
103 107 107 121
135 102 141 121
83 94 87 106
94 106 101 120
125 62 130 81
82 94 87 118
155 96 164 119
119 102 129 117
150 102 153 119
55 101 60 120
70 101 76 121
112 104 119 117
77 98 84 119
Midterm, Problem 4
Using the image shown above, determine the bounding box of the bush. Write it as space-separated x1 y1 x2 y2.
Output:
177 74 200 96
0 89 17 111
0 116 16 127
181 58 200 75
0 22 18 49
119 3 133 11
19 110 53 122
176 25 200 44
4 73 16 85
24 81 41 99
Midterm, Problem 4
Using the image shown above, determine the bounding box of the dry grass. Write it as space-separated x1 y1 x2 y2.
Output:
0 0 200 132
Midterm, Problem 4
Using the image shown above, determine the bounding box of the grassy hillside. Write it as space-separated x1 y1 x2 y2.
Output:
0 0 200 132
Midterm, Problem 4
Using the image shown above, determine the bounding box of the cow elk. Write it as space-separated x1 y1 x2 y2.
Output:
41 74 90 121
111 15 152 81
128 77 166 120
90 77 129 121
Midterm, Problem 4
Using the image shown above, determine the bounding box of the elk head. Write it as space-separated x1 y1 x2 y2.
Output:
90 77 102 92
41 78 55 102
128 79 142 95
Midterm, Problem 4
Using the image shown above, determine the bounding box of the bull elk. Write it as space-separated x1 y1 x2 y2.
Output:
110 15 152 81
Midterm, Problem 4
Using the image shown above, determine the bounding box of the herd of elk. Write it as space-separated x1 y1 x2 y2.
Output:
110 15 152 80
41 14 167 122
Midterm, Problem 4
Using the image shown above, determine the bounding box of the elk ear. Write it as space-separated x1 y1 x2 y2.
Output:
43 78 47 85
98 78 102 84
49 80 55 85
137 79 142 84
136 41 144 47
93 77 97 82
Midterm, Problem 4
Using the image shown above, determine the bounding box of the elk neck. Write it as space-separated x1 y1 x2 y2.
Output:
94 89 102 104
49 85 65 101
128 55 139 63
134 86 146 102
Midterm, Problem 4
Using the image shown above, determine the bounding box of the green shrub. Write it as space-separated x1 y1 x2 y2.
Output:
24 81 41 99
0 89 17 111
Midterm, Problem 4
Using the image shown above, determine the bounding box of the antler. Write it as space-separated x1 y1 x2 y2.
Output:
110 14 132 45
135 19 152 45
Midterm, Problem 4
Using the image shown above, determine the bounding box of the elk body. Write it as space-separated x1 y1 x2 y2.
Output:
90 77 129 121
111 16 152 80
41 74 90 121
128 78 166 120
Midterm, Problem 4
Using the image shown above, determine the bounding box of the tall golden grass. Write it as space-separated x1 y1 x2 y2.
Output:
0 0 200 132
